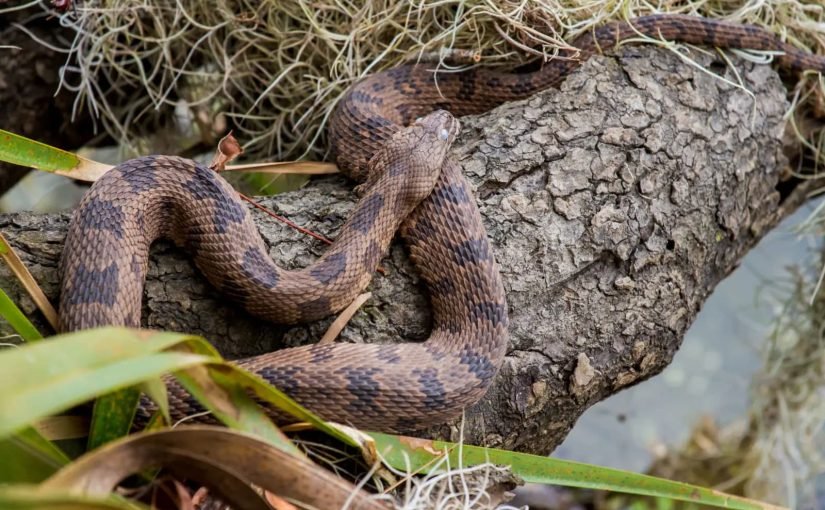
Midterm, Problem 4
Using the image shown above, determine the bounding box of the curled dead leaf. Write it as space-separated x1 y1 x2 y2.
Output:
210 132 244 172
264 490 299 510
41 425 389 510
34 415 89 441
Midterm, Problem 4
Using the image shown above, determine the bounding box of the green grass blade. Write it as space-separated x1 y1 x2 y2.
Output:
0 327 220 439
87 388 141 450
173 367 302 456
212 364 358 448
149 332 309 455
0 328 205 397
368 433 785 510
0 287 42 342
0 486 149 510
0 351 211 439
0 130 110 181
0 427 70 483
139 377 170 423
0 130 79 171
0 326 306 456
0 325 332 458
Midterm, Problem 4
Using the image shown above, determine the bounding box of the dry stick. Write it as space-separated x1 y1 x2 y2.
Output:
0 232 58 330
239 193 334 245
224 161 338 174
407 48 482 65
239 193 388 275
318 292 373 345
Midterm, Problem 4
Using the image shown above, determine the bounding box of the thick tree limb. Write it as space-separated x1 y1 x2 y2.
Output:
0 47 816 455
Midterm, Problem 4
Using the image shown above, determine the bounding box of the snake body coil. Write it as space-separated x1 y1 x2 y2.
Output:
61 15 825 431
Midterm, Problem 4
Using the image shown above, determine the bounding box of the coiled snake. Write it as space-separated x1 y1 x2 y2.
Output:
60 15 825 431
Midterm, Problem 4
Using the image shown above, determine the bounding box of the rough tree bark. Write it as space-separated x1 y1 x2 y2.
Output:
0 47 815 455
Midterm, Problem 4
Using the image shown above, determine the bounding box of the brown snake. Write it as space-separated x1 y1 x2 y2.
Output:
60 15 825 432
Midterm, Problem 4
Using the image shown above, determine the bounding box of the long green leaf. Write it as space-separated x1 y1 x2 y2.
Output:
208 363 358 448
163 335 303 455
0 130 77 170
0 326 304 455
368 433 785 510
0 310 71 482
0 328 200 392
0 486 148 510
87 388 141 450
0 287 42 342
0 129 109 181
139 378 170 422
0 328 218 439
0 325 342 456
173 367 302 456
0 308 74 485
0 427 69 483
84 330 181 449
0 129 328 184
1 351 210 439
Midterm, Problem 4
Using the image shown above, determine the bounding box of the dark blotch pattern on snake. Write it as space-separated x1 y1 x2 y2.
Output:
60 14 825 431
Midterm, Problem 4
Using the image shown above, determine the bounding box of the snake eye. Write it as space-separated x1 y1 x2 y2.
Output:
439 128 450 141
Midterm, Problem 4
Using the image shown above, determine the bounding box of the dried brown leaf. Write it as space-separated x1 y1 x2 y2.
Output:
224 161 338 174
41 426 390 510
264 491 299 510
34 415 89 441
210 132 244 172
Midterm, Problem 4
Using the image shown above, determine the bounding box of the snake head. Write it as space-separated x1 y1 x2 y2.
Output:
362 109 460 203
409 109 460 169
389 110 459 203
412 109 460 152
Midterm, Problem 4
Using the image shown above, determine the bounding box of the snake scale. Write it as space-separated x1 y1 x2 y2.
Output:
60 15 825 431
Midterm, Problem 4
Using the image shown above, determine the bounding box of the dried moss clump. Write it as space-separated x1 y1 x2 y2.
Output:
43 0 825 162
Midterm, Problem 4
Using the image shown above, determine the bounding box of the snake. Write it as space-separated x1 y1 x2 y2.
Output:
59 14 825 432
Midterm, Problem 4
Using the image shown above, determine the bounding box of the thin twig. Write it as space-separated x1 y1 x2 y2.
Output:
239 193 333 245
319 292 372 344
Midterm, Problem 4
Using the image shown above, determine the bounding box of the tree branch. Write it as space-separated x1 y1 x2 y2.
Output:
0 46 815 454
